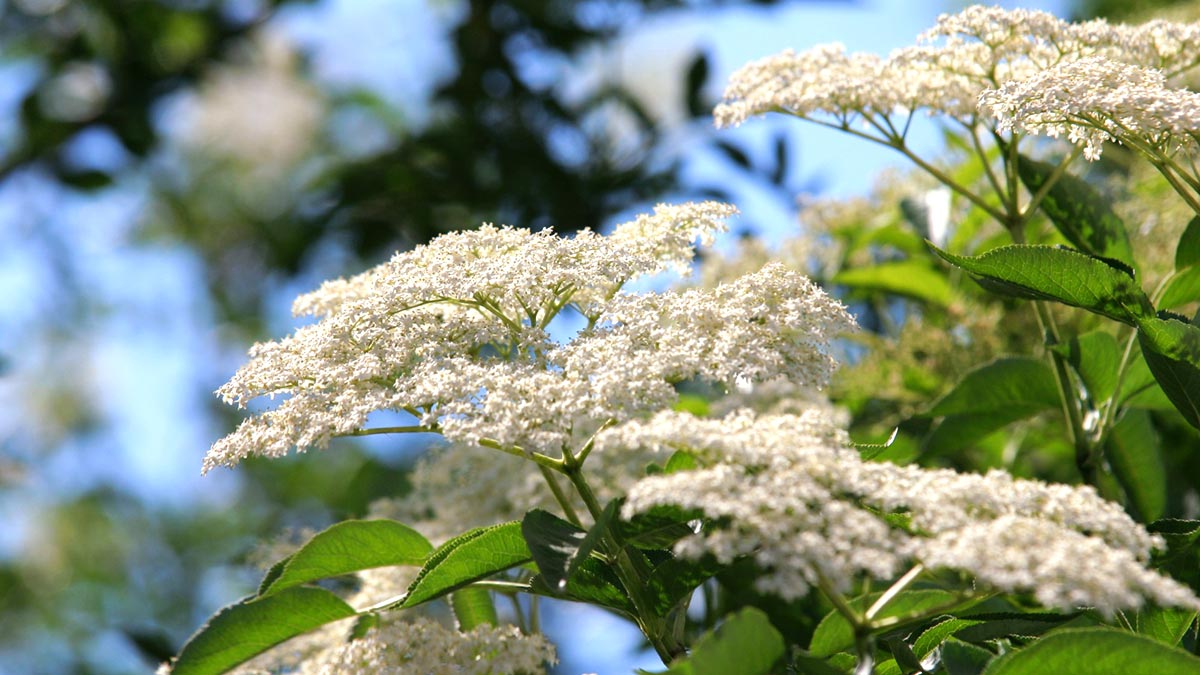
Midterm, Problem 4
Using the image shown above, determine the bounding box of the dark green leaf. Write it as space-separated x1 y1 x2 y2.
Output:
1016 155 1135 266
348 614 378 641
170 588 356 675
1158 267 1200 310
1148 519 1200 570
1131 606 1197 647
646 556 724 615
663 608 785 675
953 612 1079 642
1136 316 1200 429
400 522 530 609
621 506 697 550
1176 216 1200 270
884 636 925 674
942 638 995 675
522 509 587 593
1105 409 1167 522
529 554 635 616
833 260 956 308
930 244 1153 325
810 590 966 657
259 520 432 596
1052 331 1121 403
450 586 498 629
982 627 1200 675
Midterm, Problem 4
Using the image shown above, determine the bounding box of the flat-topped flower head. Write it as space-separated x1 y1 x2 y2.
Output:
205 203 855 472
617 410 1199 615
716 6 1200 131
980 56 1200 160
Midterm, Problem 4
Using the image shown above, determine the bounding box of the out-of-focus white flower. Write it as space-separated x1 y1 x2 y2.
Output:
181 31 324 172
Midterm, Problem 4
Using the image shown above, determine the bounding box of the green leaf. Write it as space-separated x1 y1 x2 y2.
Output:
662 608 785 675
953 612 1080 642
664 450 700 474
810 589 966 657
521 509 588 593
1136 315 1200 429
450 586 498 629
1158 267 1200 310
1105 409 1167 522
169 587 356 675
982 627 1200 675
528 554 635 616
259 520 433 596
1176 216 1200 270
791 650 850 675
621 506 697 550
942 638 995 675
401 522 530 608
922 357 1061 454
929 244 1153 325
646 556 724 616
833 260 956 307
673 394 710 417
1016 155 1135 266
928 357 1060 417
1130 606 1197 647
1051 331 1121 403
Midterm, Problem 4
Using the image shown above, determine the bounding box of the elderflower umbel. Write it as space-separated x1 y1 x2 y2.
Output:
206 202 855 472
980 56 1200 160
615 410 1199 614
714 6 1200 132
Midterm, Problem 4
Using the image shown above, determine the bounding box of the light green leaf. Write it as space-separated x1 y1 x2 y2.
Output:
929 357 1061 417
982 627 1200 675
450 586 498 630
1176 216 1200 270
1016 155 1135 266
401 522 530 608
259 520 432 596
1158 267 1200 310
810 589 966 657
930 244 1153 325
662 608 785 675
1052 331 1121 404
1131 606 1197 647
922 357 1060 454
1136 315 1200 429
833 260 956 307
170 588 356 675
1105 409 1167 522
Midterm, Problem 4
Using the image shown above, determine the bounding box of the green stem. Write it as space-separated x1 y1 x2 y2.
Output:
477 438 564 472
864 564 924 622
563 463 682 662
345 425 438 436
537 463 583 528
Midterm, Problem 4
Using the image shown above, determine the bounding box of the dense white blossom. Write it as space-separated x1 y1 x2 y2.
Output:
618 410 1199 614
206 202 854 472
715 6 1200 132
980 56 1200 160
292 619 554 675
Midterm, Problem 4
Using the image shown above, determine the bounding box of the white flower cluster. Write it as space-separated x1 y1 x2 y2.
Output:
616 410 1199 615
714 5 1200 146
292 618 555 675
206 202 855 472
980 56 1200 160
